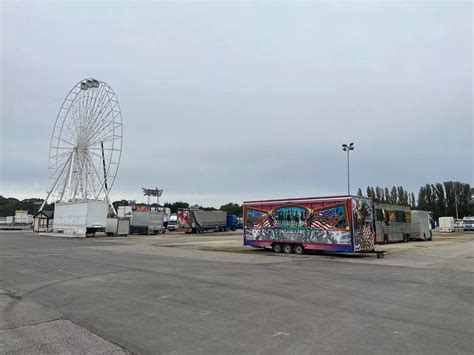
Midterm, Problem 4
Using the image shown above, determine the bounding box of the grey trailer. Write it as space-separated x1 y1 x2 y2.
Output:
374 203 411 243
106 218 130 236
130 211 165 235
179 209 227 233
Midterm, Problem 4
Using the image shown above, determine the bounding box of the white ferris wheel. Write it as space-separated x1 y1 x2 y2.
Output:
40 78 122 211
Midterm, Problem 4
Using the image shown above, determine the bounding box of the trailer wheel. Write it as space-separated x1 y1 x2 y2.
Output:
283 244 293 254
293 244 304 255
272 243 283 253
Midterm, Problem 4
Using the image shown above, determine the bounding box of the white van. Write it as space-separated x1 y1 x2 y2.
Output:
439 217 455 232
410 210 432 241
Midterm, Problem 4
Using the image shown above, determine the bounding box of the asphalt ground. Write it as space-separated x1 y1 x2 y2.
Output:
1 230 473 354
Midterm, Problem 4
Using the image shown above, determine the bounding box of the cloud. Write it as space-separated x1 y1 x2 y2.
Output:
1 2 472 207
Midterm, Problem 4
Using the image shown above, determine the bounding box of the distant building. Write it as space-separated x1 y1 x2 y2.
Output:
33 211 54 232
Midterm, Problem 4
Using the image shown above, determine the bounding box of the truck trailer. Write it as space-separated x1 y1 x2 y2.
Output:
178 209 227 233
243 195 375 254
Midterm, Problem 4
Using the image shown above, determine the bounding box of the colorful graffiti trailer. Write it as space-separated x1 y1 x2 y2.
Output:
243 195 375 252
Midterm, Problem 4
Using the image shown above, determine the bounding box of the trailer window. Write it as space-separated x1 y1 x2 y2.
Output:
389 211 395 222
375 209 383 221
405 212 411 222
400 211 406 222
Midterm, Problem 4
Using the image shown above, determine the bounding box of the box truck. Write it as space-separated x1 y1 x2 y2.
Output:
439 217 455 233
243 195 375 254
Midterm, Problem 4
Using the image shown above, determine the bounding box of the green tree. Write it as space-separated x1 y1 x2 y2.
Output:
219 202 242 217
164 201 190 214
383 187 390 203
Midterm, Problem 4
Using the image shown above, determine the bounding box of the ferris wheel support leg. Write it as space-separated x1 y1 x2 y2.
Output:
39 153 72 212
38 190 52 212
107 197 117 216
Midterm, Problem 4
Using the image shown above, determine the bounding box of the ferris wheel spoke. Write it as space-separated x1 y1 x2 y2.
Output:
82 87 101 130
89 99 118 135
88 114 120 144
85 85 109 131
86 104 114 141
87 86 110 125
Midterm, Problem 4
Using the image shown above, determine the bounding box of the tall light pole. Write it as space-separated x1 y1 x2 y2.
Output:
454 189 459 220
342 143 354 195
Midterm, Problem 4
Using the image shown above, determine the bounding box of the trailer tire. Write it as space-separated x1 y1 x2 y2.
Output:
283 244 293 254
272 243 283 253
293 244 304 255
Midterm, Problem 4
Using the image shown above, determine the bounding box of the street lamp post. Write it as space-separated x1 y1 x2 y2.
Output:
342 143 354 195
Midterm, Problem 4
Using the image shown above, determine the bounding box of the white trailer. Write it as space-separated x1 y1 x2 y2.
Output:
439 217 455 233
53 200 108 236
410 210 432 240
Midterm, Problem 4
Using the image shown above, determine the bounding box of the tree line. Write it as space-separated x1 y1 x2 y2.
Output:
359 181 473 219
0 196 244 218
0 196 53 217
2 181 472 220
112 200 243 217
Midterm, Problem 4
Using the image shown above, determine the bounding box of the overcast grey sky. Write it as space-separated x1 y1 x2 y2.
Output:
1 1 472 207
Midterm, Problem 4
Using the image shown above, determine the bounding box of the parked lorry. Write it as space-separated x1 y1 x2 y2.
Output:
439 217 455 232
373 203 411 243
243 195 375 254
178 209 227 233
409 210 432 240
129 211 165 235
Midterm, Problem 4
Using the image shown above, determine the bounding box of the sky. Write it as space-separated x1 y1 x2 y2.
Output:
1 1 472 207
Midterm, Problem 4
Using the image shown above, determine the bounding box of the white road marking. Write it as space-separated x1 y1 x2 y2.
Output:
272 332 290 337
199 311 212 316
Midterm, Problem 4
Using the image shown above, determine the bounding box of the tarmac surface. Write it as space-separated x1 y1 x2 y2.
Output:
1 230 473 354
